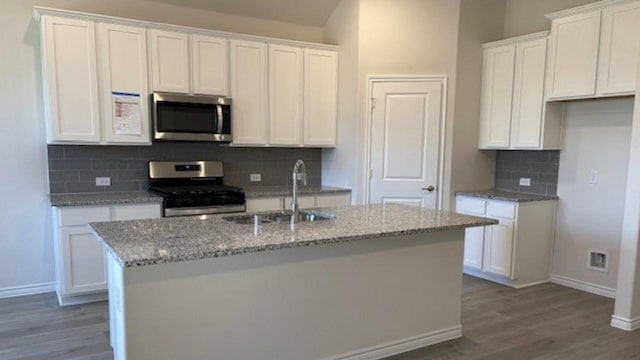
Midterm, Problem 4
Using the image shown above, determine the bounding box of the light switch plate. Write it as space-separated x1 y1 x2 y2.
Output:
96 177 111 186
589 170 599 184
519 177 531 186
250 173 262 182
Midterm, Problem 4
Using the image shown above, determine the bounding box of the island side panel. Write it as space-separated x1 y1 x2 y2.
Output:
116 230 465 360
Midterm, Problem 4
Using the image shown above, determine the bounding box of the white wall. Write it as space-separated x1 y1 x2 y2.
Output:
322 0 360 198
0 0 323 295
448 0 506 209
553 98 634 292
504 0 599 37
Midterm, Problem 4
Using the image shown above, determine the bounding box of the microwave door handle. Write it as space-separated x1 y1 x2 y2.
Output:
216 105 224 134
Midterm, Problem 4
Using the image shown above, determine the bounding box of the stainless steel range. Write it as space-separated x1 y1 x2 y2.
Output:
148 161 245 217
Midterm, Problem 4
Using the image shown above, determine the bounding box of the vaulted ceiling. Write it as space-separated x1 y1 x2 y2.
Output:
145 0 342 27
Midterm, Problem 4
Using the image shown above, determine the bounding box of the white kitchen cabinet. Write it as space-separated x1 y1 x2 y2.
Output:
456 195 557 288
230 39 269 145
545 1 640 100
98 23 150 144
40 16 101 144
149 29 190 93
245 192 351 213
479 32 562 150
479 44 515 148
303 49 338 147
269 45 303 145
149 30 229 96
316 193 351 207
597 1 640 96
53 203 161 306
191 34 228 96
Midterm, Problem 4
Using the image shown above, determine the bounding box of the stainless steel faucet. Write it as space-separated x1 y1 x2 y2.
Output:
291 159 308 226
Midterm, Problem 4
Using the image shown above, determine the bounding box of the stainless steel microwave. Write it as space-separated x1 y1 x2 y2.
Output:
152 92 232 142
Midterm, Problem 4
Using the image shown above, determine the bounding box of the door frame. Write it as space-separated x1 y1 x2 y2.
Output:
364 75 448 210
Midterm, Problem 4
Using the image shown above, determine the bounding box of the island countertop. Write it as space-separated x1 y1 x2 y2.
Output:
90 204 497 268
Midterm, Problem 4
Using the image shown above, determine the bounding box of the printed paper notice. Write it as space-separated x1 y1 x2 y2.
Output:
112 92 142 135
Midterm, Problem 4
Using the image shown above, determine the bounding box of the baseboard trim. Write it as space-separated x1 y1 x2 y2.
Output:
463 267 549 288
550 274 616 299
0 282 55 299
610 315 640 331
56 291 108 307
325 325 462 360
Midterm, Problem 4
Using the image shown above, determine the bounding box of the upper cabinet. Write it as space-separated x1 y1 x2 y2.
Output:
230 39 268 145
34 7 337 148
545 0 640 101
39 15 150 145
40 16 101 143
479 32 562 150
149 29 229 96
231 41 338 147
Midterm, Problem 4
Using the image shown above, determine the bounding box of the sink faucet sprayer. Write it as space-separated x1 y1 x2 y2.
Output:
291 159 308 228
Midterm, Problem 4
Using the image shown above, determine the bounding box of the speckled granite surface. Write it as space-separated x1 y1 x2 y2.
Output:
242 185 351 199
50 191 163 207
455 189 559 202
90 204 496 267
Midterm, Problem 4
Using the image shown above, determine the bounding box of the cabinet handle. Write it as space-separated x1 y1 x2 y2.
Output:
422 185 436 192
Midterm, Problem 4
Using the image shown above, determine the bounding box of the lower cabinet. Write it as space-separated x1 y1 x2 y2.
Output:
52 203 161 305
456 195 556 288
245 192 351 213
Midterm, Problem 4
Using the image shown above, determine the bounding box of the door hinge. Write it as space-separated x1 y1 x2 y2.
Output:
371 97 377 111
369 169 373 180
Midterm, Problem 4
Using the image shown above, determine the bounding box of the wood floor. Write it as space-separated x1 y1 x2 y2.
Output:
0 276 638 360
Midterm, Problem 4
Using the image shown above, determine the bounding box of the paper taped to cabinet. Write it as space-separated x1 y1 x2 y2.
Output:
112 92 142 135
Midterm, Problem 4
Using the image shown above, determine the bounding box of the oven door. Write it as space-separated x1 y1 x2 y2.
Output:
152 92 232 142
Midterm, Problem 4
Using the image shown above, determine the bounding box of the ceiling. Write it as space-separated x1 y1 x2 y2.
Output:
145 0 342 27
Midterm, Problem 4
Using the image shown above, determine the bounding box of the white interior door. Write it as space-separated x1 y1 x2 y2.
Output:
368 79 443 209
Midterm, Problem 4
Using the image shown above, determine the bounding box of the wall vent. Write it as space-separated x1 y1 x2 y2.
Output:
587 249 608 273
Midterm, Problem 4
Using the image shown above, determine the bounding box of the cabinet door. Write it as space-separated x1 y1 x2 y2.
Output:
246 198 283 212
41 16 100 143
269 44 303 145
230 40 268 145
191 34 228 96
284 195 316 210
463 226 485 269
59 226 107 295
111 204 162 220
546 12 601 100
97 23 150 144
303 49 338 147
316 193 351 207
510 38 546 149
597 2 640 96
149 29 190 93
483 220 515 278
479 45 515 149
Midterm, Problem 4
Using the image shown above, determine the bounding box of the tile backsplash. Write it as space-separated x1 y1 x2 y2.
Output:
495 150 559 196
47 143 321 194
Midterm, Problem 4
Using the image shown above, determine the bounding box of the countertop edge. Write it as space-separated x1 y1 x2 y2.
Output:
455 190 559 202
90 216 496 268
50 191 163 207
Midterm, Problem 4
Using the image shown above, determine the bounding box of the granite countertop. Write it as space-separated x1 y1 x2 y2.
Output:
50 191 163 207
455 189 559 202
90 204 497 268
241 184 351 199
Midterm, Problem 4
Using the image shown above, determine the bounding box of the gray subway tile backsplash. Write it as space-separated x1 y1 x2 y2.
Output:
495 150 560 196
47 144 322 194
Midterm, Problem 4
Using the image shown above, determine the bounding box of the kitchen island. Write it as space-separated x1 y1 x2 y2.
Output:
90 204 496 360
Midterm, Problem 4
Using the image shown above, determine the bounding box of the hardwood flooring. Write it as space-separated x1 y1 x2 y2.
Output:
0 276 638 360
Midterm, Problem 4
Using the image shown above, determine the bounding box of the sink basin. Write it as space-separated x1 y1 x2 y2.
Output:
222 210 336 225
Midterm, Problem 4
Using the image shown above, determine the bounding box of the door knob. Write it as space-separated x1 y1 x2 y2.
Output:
422 185 436 192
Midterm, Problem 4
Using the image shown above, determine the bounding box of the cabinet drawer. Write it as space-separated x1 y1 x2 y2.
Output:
58 206 110 226
316 193 351 208
111 204 161 221
284 196 316 210
246 198 283 212
457 197 486 215
486 201 516 219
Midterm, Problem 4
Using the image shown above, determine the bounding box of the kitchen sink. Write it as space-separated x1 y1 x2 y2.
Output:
222 210 336 225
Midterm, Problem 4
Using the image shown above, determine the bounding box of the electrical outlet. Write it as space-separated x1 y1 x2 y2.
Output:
250 173 262 182
95 177 111 186
519 177 531 186
589 170 599 184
